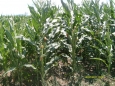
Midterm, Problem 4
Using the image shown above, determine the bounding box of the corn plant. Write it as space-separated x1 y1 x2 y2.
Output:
80 0 115 74
0 16 36 85
28 0 59 85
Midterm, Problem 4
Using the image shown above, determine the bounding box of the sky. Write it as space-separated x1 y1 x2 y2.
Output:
0 0 34 15
0 0 109 15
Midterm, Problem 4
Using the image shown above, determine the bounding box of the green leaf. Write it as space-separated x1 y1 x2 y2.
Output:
45 56 59 74
93 5 100 22
3 67 16 77
90 58 108 67
61 0 70 16
4 29 14 48
23 64 36 70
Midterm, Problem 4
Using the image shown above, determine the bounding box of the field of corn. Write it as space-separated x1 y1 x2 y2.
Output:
0 0 115 86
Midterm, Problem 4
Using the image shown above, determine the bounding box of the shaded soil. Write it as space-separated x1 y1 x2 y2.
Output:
0 60 115 86
46 60 115 86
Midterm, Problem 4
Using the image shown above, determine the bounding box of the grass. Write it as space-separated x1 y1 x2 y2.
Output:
0 0 115 86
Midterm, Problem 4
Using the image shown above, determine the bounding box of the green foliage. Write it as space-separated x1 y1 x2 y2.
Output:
0 0 115 85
